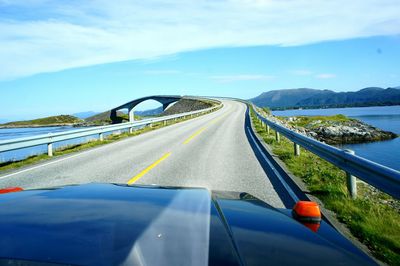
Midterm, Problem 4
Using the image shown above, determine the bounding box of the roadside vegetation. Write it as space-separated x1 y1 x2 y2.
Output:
262 107 271 115
250 108 400 265
0 109 218 172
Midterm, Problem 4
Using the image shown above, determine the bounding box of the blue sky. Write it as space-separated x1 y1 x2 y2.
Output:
0 1 399 121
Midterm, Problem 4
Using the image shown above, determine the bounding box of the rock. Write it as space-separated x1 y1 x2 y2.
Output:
309 120 397 144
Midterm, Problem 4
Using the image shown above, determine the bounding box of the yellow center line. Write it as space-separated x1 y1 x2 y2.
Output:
183 127 207 144
208 112 230 125
183 111 232 145
127 152 172 185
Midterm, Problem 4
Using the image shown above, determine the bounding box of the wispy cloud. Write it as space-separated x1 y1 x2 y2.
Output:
210 74 274 83
1 0 399 80
315 73 336 79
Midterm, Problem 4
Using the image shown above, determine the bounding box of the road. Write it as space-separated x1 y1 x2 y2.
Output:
0 100 284 208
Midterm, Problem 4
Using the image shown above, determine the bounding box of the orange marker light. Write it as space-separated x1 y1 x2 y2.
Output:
0 187 23 194
302 222 321 233
292 201 321 232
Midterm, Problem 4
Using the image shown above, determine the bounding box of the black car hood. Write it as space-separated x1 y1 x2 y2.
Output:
0 183 375 266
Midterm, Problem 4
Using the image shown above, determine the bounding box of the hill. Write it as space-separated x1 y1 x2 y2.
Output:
162 99 213 115
0 115 82 128
83 110 137 125
250 87 400 109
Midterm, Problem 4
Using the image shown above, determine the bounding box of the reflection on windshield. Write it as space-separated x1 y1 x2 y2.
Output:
124 189 211 266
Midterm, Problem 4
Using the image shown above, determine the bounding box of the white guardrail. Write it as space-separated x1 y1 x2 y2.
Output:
250 103 400 200
0 103 221 157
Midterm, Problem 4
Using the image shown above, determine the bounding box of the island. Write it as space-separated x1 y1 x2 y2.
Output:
258 109 397 145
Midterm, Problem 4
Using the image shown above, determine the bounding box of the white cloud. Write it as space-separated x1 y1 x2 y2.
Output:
210 74 274 83
315 73 336 79
1 0 400 80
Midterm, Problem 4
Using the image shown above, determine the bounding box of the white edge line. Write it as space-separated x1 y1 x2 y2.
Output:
247 126 300 203
0 143 110 180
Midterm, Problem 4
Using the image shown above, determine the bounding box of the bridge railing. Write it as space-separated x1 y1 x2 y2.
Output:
0 102 222 157
250 104 400 200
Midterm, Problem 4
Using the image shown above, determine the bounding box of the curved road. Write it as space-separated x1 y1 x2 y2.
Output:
0 100 284 208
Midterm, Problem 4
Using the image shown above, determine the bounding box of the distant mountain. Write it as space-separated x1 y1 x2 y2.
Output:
72 111 99 119
135 106 163 116
250 87 400 109
250 88 333 108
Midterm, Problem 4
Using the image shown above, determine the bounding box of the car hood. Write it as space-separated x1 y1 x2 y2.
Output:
0 183 375 266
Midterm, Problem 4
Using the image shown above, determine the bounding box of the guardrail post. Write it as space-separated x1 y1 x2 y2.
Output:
275 131 280 142
99 133 104 141
164 120 167 126
294 143 300 156
266 124 270 134
47 143 53 157
129 127 134 134
344 149 357 199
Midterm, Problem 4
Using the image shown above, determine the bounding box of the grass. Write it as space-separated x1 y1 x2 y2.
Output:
282 114 351 128
250 108 400 265
0 111 213 172
262 107 271 115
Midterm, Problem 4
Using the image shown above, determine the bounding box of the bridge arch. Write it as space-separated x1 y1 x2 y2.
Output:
110 95 182 123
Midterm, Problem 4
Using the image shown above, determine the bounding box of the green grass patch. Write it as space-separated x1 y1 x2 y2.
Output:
280 114 351 128
251 109 400 265
262 107 271 115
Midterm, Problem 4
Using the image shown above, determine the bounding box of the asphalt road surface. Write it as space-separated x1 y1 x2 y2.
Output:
0 100 284 208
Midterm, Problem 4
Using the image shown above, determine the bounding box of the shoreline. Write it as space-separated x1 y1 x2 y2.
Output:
0 123 78 129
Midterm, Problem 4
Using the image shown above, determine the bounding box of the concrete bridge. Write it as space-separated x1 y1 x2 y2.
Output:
110 95 182 123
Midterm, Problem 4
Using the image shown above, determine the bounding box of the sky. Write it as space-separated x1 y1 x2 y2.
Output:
0 0 399 121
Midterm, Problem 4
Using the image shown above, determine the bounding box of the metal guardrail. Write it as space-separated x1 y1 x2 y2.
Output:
251 104 400 199
0 103 221 157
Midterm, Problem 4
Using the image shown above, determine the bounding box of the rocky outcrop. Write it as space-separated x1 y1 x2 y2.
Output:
310 121 397 144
